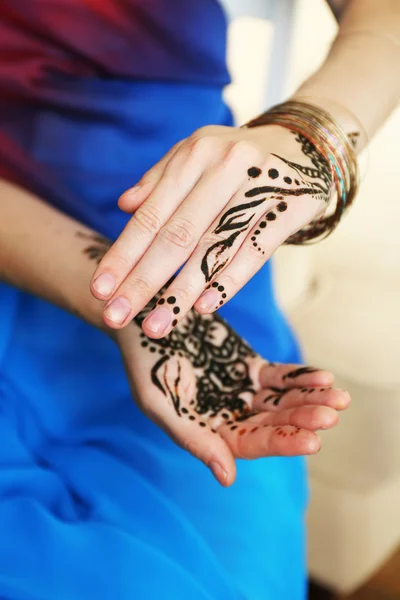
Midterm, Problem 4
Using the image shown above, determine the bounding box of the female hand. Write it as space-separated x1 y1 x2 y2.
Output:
117 284 350 486
90 124 332 337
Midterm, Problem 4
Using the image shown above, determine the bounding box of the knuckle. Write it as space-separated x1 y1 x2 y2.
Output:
128 273 153 297
133 204 163 237
220 272 237 290
190 135 218 155
226 140 262 164
160 217 197 251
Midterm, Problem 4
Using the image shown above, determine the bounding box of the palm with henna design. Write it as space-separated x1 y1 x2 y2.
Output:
117 284 350 486
82 232 350 485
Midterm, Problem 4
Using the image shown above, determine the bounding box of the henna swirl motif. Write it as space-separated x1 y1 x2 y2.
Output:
200 133 331 286
81 235 257 424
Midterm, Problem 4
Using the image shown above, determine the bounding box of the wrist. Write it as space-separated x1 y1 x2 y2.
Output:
289 93 368 152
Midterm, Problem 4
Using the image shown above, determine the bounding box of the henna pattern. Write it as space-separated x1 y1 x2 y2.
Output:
80 232 258 426
282 366 318 380
200 134 331 291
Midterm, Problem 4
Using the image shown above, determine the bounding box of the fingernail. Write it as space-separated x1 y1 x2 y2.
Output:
93 273 116 298
104 297 131 324
209 461 227 483
144 307 172 334
197 290 218 311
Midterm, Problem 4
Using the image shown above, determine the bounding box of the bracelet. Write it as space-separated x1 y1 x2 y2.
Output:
243 100 360 244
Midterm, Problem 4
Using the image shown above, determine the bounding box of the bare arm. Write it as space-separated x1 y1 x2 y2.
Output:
0 178 107 332
293 0 400 145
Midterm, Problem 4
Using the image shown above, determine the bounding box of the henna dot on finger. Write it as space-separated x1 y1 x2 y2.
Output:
277 202 287 212
230 425 238 431
173 306 180 314
283 176 292 184
266 212 276 221
189 415 196 421
167 296 176 304
199 422 206 427
248 166 262 178
268 168 279 179
238 429 247 436
172 319 178 327
181 408 189 414
250 427 258 433
158 298 165 305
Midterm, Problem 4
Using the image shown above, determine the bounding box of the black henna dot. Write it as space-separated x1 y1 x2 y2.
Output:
211 429 217 433
266 212 276 221
172 319 178 326
277 202 287 212
189 415 195 421
253 243 257 247
212 282 218 288
141 341 148 348
167 296 176 304
219 300 223 306
259 222 267 229
284 176 292 184
251 236 256 241
173 306 180 314
268 168 279 179
255 230 260 235
159 349 165 355
199 422 206 427
248 166 262 178
226 420 233 425
230 425 238 431
222 293 227 299
150 347 156 353
181 408 189 414
158 298 165 305
218 285 224 292
222 413 229 419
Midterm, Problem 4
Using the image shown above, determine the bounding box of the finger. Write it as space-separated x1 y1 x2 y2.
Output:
194 156 323 314
118 140 186 213
140 163 279 337
219 414 321 459
144 356 237 486
257 404 338 430
90 140 211 304
103 146 262 330
252 386 351 412
258 363 335 389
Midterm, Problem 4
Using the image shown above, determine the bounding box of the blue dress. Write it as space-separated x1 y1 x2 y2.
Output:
0 1 308 598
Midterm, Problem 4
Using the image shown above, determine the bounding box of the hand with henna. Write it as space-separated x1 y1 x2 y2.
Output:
116 283 350 486
90 124 336 336
82 232 350 486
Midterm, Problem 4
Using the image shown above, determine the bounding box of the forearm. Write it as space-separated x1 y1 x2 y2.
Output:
0 178 109 333
292 0 400 148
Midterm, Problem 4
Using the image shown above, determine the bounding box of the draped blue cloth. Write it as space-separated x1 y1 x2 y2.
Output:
0 2 307 598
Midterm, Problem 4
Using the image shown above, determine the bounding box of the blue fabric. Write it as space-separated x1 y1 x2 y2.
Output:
0 3 308 598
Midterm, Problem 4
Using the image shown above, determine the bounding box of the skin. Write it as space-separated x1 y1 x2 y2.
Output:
89 0 400 337
0 179 350 485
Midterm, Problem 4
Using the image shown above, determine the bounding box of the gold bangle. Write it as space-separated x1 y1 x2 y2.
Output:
243 100 360 244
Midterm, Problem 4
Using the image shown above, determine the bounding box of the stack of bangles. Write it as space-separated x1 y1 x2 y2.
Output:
243 99 361 244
